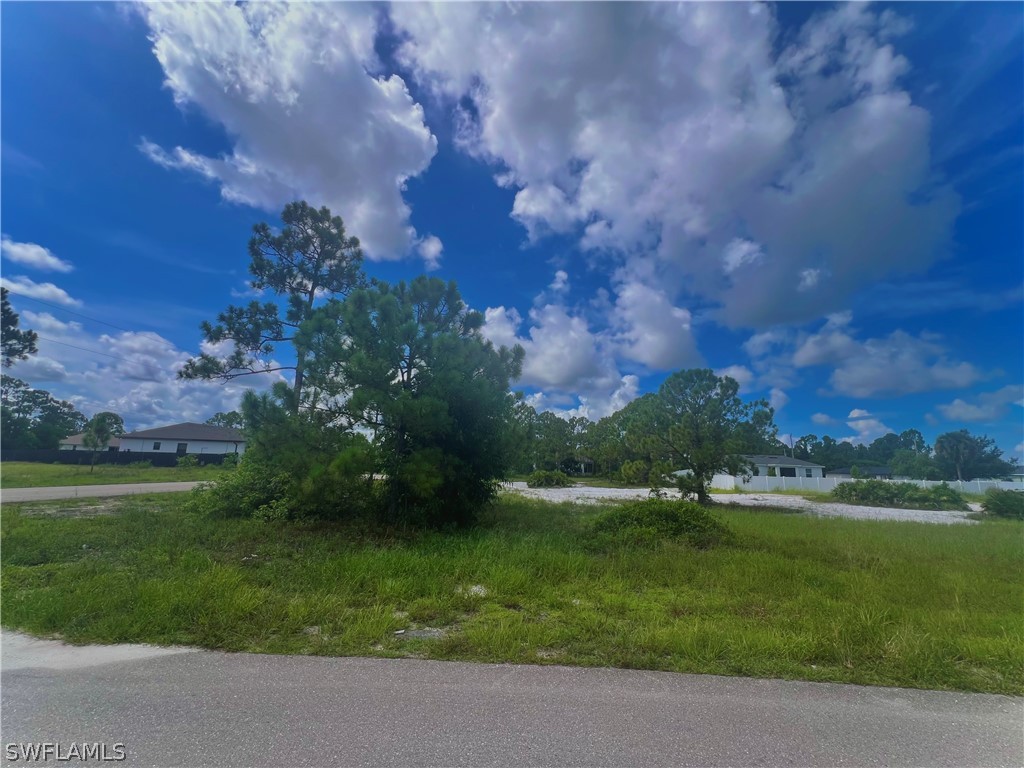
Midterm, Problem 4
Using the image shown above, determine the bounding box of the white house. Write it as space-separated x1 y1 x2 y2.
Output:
117 423 246 456
741 454 824 478
59 433 121 451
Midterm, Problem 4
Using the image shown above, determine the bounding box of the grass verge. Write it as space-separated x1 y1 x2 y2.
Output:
2 493 1021 694
0 461 229 488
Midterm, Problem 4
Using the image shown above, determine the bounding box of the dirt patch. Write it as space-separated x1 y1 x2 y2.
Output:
14 499 124 518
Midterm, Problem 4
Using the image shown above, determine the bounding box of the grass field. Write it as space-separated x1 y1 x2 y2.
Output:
2 493 1021 694
0 462 230 488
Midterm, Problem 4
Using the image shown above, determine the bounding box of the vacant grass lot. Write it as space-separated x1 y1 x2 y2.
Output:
0 462 229 488
2 494 1021 694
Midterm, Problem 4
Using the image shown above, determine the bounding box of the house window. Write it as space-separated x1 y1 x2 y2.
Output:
176 443 188 456
780 467 797 478
752 467 760 476
152 442 161 450
805 468 813 477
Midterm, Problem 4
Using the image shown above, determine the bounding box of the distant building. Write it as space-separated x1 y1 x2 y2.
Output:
741 455 825 479
59 434 121 452
829 466 893 479
117 423 246 456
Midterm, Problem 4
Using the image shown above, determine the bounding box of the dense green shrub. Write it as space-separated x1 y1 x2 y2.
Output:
981 488 1024 520
590 498 734 550
527 470 573 488
220 453 239 468
184 459 294 520
176 454 199 469
831 480 969 511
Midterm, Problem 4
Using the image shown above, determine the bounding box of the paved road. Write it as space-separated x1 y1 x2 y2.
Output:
2 632 1020 767
0 481 202 503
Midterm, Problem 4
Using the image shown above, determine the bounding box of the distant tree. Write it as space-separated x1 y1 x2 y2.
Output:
934 430 1014 481
180 202 365 411
897 428 929 455
793 434 820 462
890 449 942 480
0 375 87 449
82 412 124 472
625 369 775 504
865 433 902 466
732 406 781 454
206 411 244 429
1 287 38 368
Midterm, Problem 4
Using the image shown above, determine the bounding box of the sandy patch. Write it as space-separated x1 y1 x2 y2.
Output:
1 630 197 671
505 483 976 525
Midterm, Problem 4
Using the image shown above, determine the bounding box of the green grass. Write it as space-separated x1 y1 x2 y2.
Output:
0 461 230 488
2 493 1022 694
572 477 649 489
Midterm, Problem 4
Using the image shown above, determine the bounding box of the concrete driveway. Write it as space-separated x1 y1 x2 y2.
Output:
0 481 202 503
2 631 1020 767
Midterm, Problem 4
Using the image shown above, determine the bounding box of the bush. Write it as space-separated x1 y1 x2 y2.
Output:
981 488 1024 520
831 480 969 511
590 498 734 550
184 460 294 520
176 454 199 469
221 453 240 468
527 470 573 488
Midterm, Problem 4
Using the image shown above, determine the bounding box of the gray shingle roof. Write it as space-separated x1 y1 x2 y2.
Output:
120 422 245 442
741 454 824 468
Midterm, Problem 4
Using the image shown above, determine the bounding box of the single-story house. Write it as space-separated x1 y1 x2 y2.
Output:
829 466 892 479
59 434 121 451
741 455 825 479
118 423 246 456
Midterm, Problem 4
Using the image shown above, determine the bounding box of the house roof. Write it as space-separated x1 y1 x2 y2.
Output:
60 433 121 447
120 422 245 442
741 454 824 468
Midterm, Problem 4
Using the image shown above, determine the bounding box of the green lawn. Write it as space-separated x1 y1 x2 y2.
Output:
2 493 1021 694
0 461 230 488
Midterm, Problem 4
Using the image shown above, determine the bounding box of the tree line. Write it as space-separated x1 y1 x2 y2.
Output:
3 204 1016 524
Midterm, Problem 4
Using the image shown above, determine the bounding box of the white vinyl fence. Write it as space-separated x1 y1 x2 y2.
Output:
733 475 1024 494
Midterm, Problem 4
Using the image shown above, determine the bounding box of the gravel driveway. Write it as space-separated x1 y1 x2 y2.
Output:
506 483 979 525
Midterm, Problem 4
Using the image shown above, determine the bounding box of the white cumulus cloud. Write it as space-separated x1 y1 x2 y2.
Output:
936 385 1024 423
792 318 982 397
138 3 439 260
1 276 81 307
393 2 958 328
1 236 73 273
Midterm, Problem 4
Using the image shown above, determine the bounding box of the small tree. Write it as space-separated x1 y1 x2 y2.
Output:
626 369 775 504
82 412 124 472
331 276 525 527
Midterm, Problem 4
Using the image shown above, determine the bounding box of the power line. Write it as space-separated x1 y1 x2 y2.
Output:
4 289 187 353
36 336 147 365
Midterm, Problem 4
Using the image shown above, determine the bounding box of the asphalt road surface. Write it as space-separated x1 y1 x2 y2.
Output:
2 632 1020 767
0 482 202 503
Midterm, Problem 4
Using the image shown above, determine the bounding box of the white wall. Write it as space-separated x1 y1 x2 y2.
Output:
118 438 245 455
733 475 1023 494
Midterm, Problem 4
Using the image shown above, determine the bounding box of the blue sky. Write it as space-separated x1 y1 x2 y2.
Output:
2 2 1021 458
